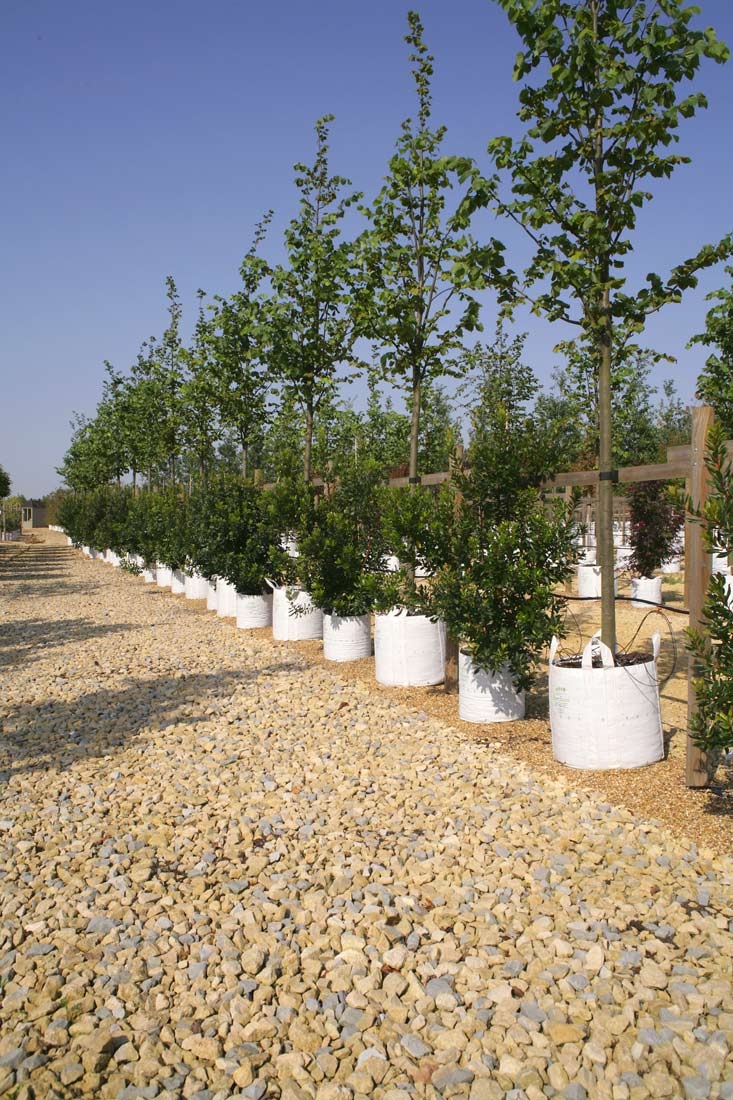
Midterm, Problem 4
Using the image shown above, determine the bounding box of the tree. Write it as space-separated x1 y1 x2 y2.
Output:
460 325 566 515
270 117 360 483
470 0 731 652
207 214 275 480
691 265 733 434
354 11 484 484
180 290 221 485
0 463 10 500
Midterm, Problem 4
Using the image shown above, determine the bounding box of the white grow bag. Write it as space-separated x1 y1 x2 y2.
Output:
272 587 323 641
236 591 273 629
458 651 525 723
661 556 681 575
156 564 173 588
184 571 210 600
323 613 372 662
217 580 238 618
576 564 617 599
631 574 663 609
170 569 186 596
374 610 446 687
206 579 218 612
105 549 121 567
549 632 663 770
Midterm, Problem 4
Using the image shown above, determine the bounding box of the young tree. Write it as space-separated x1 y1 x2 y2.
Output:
207 214 275 480
270 118 360 483
691 265 733 435
470 0 731 652
180 291 221 485
461 325 566 518
354 11 485 484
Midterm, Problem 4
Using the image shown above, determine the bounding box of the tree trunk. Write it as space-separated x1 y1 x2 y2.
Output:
597 291 616 654
303 402 314 484
409 368 421 483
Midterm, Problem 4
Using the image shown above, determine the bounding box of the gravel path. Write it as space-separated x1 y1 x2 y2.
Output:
1 535 732 1100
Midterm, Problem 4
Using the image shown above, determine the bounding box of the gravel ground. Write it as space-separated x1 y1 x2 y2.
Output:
1 533 732 1100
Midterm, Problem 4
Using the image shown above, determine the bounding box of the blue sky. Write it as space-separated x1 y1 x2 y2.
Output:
3 0 732 498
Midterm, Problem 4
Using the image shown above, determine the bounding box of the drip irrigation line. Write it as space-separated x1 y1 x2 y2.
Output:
556 601 684 688
560 593 690 614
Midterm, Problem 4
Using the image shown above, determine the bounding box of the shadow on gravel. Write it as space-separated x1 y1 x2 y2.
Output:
0 662 298 777
0 617 135 668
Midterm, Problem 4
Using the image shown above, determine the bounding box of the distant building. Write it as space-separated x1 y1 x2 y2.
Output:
21 501 48 530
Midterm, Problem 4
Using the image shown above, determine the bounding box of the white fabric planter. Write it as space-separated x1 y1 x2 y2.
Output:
576 564 617 598
170 569 186 595
549 633 663 770
374 610 446 687
615 546 632 569
156 565 173 588
206 579 218 612
712 552 729 574
272 587 323 641
184 572 210 600
631 575 663 608
217 580 238 618
236 592 273 629
323 613 372 662
458 651 525 723
661 557 681 574
142 564 157 584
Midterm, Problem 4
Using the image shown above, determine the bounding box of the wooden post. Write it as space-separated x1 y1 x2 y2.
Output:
444 445 464 695
686 405 714 788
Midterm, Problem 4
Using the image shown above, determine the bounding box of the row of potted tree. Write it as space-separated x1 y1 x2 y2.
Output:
59 425 581 726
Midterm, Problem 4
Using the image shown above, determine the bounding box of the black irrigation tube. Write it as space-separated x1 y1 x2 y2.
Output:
562 593 690 615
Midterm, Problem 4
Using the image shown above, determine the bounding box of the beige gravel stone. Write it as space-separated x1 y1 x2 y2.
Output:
1 534 732 1100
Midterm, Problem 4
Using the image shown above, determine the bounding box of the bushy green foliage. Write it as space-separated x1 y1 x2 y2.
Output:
188 473 281 595
628 481 685 578
692 265 733 436
298 460 387 616
686 423 733 760
432 492 579 693
375 485 450 615
56 486 134 552
430 347 580 692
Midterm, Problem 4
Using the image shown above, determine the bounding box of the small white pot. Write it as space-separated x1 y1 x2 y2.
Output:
631 574 663 609
374 610 446 687
184 571 210 600
236 591 273 629
323 613 372 662
156 564 173 588
272 587 323 641
170 569 186 595
458 652 525 723
217 580 238 618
